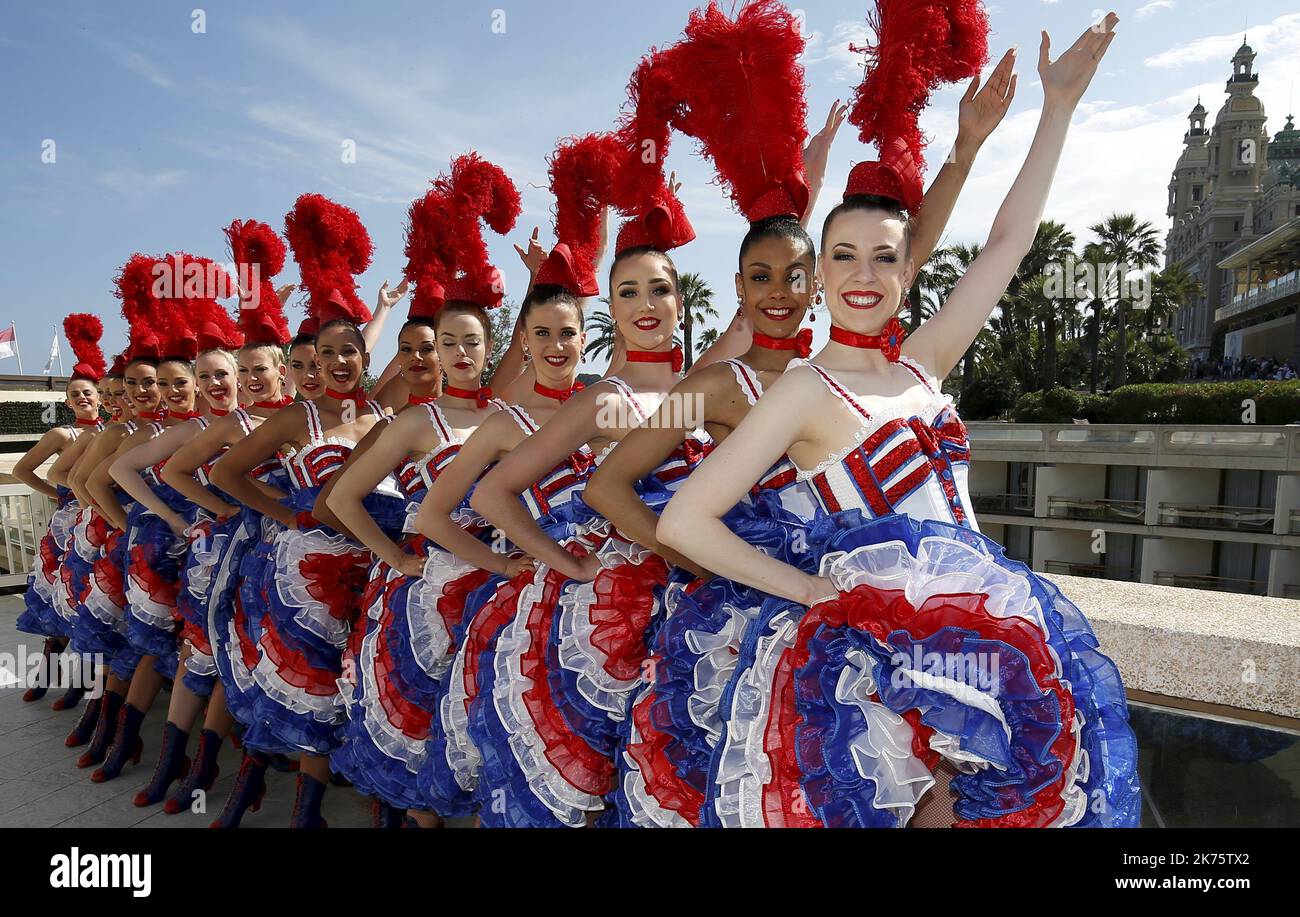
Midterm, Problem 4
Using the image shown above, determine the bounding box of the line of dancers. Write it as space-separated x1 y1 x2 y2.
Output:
13 2 1141 828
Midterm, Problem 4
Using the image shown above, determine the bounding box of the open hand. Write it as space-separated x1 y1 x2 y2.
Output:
376 279 410 311
803 100 848 194
957 48 1017 151
1039 12 1119 110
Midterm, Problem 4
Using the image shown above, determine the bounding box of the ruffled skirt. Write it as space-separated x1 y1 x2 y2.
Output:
18 497 81 639
123 504 187 680
238 523 371 755
74 511 140 681
332 537 497 810
704 513 1141 828
176 512 223 697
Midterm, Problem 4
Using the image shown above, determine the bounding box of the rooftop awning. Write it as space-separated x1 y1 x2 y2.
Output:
1218 217 1300 270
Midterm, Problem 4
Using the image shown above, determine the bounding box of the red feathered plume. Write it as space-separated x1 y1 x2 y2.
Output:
116 253 166 362
155 253 240 358
403 153 521 317
226 219 290 345
611 44 695 254
664 1 810 223
285 194 374 325
845 0 990 211
64 314 106 383
536 133 621 296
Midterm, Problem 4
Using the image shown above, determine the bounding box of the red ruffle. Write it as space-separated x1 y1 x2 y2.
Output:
460 568 534 712
587 555 668 682
257 612 340 696
624 685 703 825
299 549 369 625
519 567 615 796
128 545 180 612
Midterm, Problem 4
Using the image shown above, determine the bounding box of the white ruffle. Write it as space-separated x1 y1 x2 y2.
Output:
183 644 217 680
185 518 223 600
491 564 602 827
834 648 938 825
822 535 1057 668
710 608 802 828
682 597 759 743
273 527 369 649
351 611 426 772
124 529 186 632
402 548 476 682
440 645 480 793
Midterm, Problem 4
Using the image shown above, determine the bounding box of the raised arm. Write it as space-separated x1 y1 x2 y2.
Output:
363 279 409 353
906 14 1118 379
13 427 73 500
470 385 610 581
161 416 242 520
211 406 304 529
657 368 833 605
110 423 195 536
801 100 849 230
909 47 1018 267
413 411 529 578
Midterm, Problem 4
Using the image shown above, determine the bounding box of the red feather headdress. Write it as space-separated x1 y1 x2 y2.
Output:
226 219 290 345
285 193 374 326
159 253 241 358
403 153 521 318
663 1 810 224
610 45 695 255
535 133 621 297
116 253 166 363
64 314 106 383
845 0 989 212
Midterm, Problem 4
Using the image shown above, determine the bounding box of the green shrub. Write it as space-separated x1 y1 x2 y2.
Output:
1008 381 1300 425
0 401 84 436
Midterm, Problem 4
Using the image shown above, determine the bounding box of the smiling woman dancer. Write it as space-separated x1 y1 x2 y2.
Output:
211 192 387 827
63 258 176 774
658 9 1141 828
15 314 106 710
82 256 239 785
585 2 1014 828
53 350 134 754
325 152 523 827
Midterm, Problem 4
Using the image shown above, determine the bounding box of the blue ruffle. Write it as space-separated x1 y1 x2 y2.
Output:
121 501 187 679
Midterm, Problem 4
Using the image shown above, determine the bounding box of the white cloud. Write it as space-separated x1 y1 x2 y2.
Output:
96 168 187 197
1144 12 1300 70
1135 0 1175 19
84 33 172 89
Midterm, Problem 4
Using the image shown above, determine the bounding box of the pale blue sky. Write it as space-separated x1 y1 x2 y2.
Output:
2 1 1298 373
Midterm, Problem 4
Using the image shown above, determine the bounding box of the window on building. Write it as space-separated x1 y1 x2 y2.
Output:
1212 541 1270 595
1003 525 1032 566
1105 465 1147 506
1103 534 1142 583
1192 185 1203 202
1220 469 1278 511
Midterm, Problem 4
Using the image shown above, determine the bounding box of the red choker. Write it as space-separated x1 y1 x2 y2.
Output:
753 329 813 358
625 346 684 373
325 388 369 408
252 395 294 411
209 409 231 417
170 410 203 421
829 318 906 363
534 381 584 403
137 410 167 422
445 385 493 409
407 394 438 406
74 418 101 427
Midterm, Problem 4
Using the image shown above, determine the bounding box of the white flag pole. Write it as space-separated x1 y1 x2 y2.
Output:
58 328 65 376
12 323 22 375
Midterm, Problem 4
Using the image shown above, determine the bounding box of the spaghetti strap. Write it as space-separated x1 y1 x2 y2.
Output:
505 404 539 435
723 358 763 406
790 359 873 422
424 402 459 446
600 375 649 424
233 407 255 437
896 355 937 394
302 400 323 442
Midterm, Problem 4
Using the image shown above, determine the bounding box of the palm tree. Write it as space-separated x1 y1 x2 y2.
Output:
695 327 721 356
583 305 617 363
1088 213 1162 388
677 273 718 371
1079 241 1110 393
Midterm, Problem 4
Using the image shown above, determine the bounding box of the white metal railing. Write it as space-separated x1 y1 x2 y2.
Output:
0 484 54 587
1218 271 1300 322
